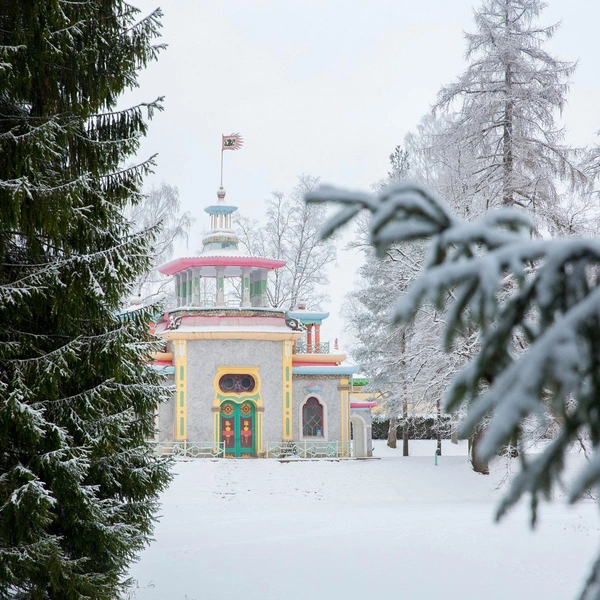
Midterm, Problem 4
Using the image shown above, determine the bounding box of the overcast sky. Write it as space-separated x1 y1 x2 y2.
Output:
127 0 600 347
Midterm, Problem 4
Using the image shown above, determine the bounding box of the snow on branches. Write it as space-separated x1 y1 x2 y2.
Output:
308 181 600 512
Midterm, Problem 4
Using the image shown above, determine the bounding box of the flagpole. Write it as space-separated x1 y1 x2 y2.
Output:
220 136 224 186
220 133 242 188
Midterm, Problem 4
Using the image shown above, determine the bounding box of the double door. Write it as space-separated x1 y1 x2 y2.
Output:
220 400 255 457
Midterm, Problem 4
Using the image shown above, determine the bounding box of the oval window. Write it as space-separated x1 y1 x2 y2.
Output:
219 374 256 393
220 376 235 391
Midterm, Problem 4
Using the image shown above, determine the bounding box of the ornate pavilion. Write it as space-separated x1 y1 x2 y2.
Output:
150 186 374 458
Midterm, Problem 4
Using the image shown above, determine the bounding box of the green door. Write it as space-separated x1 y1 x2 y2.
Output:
220 401 256 457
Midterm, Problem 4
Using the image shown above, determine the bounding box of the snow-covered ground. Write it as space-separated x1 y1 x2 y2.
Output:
127 440 599 600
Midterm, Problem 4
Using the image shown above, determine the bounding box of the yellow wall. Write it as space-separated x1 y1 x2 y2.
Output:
282 341 293 440
339 378 350 442
173 340 187 440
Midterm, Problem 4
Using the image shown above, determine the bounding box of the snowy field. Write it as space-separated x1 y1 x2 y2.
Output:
127 440 599 600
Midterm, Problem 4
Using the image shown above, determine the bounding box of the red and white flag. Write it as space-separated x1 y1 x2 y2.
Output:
222 133 244 151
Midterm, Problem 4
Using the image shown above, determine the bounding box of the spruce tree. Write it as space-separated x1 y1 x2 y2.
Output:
0 2 172 598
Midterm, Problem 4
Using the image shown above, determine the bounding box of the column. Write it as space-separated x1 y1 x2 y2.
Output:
174 274 181 307
241 267 251 307
181 271 186 306
216 266 225 306
249 271 257 306
282 341 293 440
339 378 350 445
173 340 188 441
314 323 321 353
259 270 268 307
187 270 193 305
192 268 200 306
306 324 313 354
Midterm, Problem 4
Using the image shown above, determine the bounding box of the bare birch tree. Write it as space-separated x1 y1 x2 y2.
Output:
125 182 193 303
236 174 337 309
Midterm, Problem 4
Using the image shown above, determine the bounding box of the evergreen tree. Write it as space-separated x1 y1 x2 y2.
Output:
0 3 172 598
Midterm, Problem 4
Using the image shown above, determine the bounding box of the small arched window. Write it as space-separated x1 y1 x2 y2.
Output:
302 397 323 437
219 374 255 394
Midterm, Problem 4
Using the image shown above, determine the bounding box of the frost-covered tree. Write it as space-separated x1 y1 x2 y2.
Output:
308 180 600 600
126 182 193 303
345 245 411 452
405 113 481 220
347 147 461 455
236 174 337 309
435 0 585 225
0 3 172 599
347 147 413 453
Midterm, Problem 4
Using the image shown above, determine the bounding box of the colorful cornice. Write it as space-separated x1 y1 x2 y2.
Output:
158 256 286 276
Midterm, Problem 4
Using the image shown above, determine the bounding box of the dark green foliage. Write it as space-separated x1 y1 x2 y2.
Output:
371 417 452 441
0 2 171 598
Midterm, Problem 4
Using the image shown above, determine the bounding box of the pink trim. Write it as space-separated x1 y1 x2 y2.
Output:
351 402 377 408
158 256 286 276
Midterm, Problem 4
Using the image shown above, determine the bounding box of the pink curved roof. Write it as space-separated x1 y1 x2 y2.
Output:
158 256 286 276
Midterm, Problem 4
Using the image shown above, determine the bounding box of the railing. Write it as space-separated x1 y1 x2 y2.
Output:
267 440 353 459
148 441 225 458
148 440 352 459
294 340 330 354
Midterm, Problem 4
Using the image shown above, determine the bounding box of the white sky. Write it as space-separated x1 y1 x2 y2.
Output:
127 0 600 348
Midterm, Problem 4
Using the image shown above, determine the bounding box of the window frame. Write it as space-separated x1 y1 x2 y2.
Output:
298 395 327 440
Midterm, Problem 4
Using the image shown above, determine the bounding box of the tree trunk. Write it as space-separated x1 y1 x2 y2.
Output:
469 427 489 474
402 400 409 456
502 9 514 208
400 328 409 456
387 416 398 449
451 413 459 445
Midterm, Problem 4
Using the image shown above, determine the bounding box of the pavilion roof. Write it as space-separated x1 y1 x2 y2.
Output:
158 255 286 276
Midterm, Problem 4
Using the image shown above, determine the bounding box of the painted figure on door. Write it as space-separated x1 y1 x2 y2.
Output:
222 419 234 448
240 418 253 448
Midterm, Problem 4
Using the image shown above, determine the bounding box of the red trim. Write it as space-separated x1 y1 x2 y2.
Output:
351 402 377 408
292 361 333 367
158 256 286 276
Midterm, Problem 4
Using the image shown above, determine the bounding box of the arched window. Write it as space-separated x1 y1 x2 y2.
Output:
302 397 324 437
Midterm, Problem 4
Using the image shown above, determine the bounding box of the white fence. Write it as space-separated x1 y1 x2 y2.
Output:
149 440 353 459
149 441 225 458
266 440 353 459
